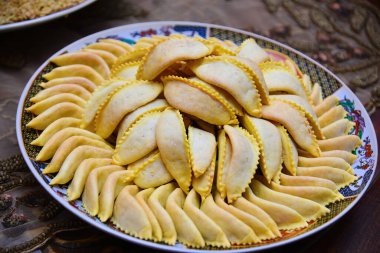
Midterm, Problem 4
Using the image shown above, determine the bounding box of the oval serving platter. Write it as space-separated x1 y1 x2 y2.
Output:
16 21 378 252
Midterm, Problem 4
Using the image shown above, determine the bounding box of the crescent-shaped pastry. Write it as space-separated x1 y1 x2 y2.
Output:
82 165 125 216
228 56 270 105
209 43 235 57
237 38 269 63
298 156 354 174
200 194 257 245
188 126 216 178
51 52 110 78
297 166 357 189
251 179 329 222
310 83 323 106
272 167 283 184
38 127 107 162
30 84 92 103
112 185 153 239
166 188 205 247
198 37 236 56
117 99 169 143
43 64 104 85
214 193 271 242
26 102 83 130
259 62 309 101
270 95 316 115
40 135 112 171
81 79 126 128
302 74 313 94
27 94 86 115
242 116 282 182
39 76 97 91
162 76 237 125
137 35 163 44
216 129 232 199
224 125 260 203
98 170 134 221
270 95 324 139
156 109 192 193
95 80 162 138
244 187 307 230
277 125 298 175
113 111 161 165
136 40 158 48
190 56 262 116
111 61 140 80
86 42 127 57
265 50 302 77
144 34 167 41
132 151 174 188
223 39 239 51
314 95 339 117
317 135 362 152
261 99 320 157
183 189 230 247
207 37 234 48
192 151 216 200
67 158 112 201
31 117 81 146
279 173 338 192
49 146 113 185
318 105 347 128
147 183 177 245
269 181 343 205
322 119 355 139
135 188 163 241
320 150 357 164
82 48 118 67
189 77 244 117
126 151 157 174
232 197 281 238
115 47 150 66
137 37 210 80
99 39 133 51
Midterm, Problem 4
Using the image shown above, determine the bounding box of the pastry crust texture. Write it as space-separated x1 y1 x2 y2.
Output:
25 35 360 248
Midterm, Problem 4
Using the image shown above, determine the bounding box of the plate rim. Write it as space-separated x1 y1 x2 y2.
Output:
15 21 379 252
0 0 96 33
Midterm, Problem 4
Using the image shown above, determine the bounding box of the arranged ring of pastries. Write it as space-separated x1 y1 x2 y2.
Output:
26 34 360 248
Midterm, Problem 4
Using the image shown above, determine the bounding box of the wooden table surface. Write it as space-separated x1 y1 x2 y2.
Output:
0 0 379 252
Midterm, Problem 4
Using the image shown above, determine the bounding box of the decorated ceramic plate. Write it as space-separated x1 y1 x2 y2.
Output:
16 21 378 252
0 0 96 33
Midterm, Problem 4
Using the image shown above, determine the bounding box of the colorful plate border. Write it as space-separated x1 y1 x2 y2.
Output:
16 21 378 252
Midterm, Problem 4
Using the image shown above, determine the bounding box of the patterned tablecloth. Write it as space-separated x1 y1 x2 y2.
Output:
0 0 379 252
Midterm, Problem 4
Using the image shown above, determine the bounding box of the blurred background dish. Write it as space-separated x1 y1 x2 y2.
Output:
0 0 96 32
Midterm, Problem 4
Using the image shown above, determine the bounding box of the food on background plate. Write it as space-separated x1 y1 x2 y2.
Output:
26 34 360 248
0 0 84 25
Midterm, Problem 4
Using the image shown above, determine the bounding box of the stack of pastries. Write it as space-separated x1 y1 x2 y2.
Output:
26 34 360 248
